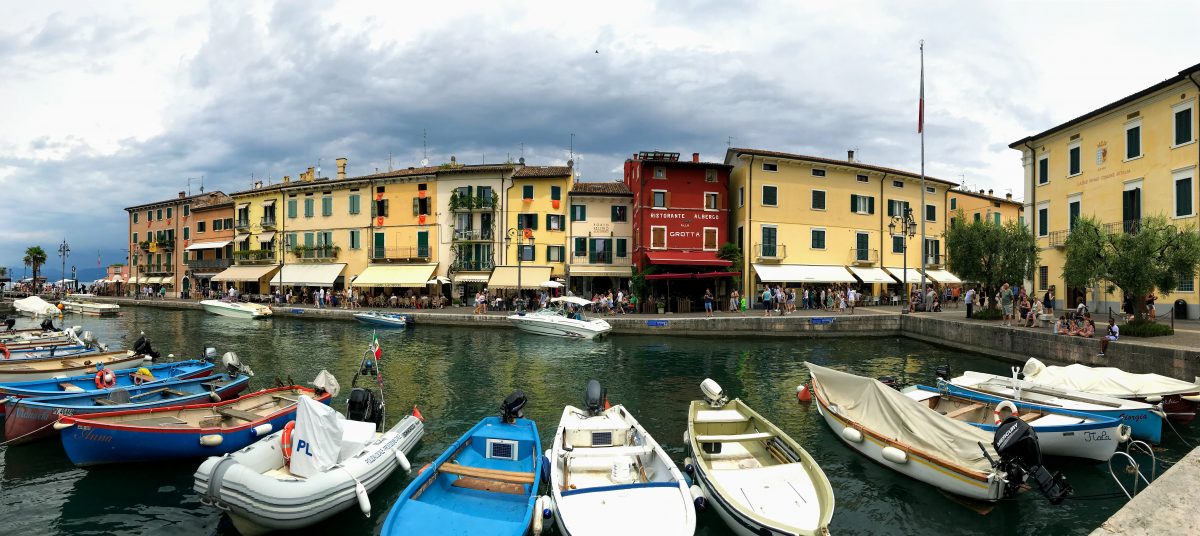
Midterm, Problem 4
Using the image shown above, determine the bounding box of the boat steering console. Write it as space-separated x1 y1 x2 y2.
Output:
980 416 1073 504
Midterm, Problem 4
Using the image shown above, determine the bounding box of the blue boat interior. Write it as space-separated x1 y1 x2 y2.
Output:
12 374 246 409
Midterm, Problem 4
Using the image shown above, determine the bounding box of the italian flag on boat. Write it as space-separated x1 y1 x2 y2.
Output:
370 331 382 360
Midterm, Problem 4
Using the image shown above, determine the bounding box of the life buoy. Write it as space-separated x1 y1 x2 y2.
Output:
94 369 116 389
0 344 9 360
994 400 1019 424
282 421 295 465
1117 424 1132 443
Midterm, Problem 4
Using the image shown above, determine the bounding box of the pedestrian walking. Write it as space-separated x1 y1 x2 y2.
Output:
729 289 739 314
703 288 714 317
761 287 772 317
965 286 976 319
999 283 1013 326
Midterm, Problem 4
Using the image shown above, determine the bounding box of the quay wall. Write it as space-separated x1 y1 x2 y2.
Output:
1090 446 1200 536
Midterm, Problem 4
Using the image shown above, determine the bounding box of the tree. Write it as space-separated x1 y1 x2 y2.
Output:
24 246 47 289
717 242 743 290
944 210 1039 309
1063 215 1200 321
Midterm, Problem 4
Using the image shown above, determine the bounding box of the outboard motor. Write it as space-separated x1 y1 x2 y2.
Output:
40 318 56 331
700 379 727 408
501 391 528 424
347 386 384 430
4 318 15 331
584 380 606 416
221 352 252 377
133 334 161 359
982 417 1072 504
877 376 901 390
204 347 218 362
80 331 97 349
935 364 952 383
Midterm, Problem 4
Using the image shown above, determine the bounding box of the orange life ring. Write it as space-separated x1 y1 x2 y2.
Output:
94 369 116 389
282 421 296 464
0 344 9 360
994 400 1019 424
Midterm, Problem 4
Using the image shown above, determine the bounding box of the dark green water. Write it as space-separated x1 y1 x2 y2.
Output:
1 307 1194 535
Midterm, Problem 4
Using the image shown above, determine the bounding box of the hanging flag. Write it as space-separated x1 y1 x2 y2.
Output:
370 331 382 360
917 40 925 134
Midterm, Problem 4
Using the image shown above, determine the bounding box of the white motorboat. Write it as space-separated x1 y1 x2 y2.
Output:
807 363 1071 504
352 311 407 327
60 299 120 316
1021 358 1200 423
200 299 272 319
547 380 695 536
13 296 61 317
686 379 835 536
508 296 611 339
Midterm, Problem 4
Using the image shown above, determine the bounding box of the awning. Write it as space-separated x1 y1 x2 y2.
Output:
848 266 898 284
258 232 276 243
234 233 250 242
752 264 856 283
354 264 438 287
128 276 142 284
262 200 275 207
923 269 963 284
272 263 346 287
645 251 732 267
212 264 279 282
568 265 634 278
452 274 490 283
237 203 249 209
185 240 232 251
883 267 924 284
488 265 553 290
645 271 741 281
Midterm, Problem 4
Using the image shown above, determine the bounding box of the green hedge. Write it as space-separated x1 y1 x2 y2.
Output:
1119 319 1173 337
971 308 1003 320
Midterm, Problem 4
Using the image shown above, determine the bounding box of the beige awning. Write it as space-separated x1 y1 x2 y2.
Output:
752 264 856 283
236 203 249 209
354 264 438 287
262 199 276 207
185 240 231 251
212 264 279 282
848 266 897 284
271 263 345 286
883 267 924 284
234 234 250 242
452 274 490 283
569 265 634 278
923 269 963 284
487 265 553 290
258 232 276 242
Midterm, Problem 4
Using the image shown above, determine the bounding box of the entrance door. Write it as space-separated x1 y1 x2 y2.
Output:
374 232 386 259
182 277 190 298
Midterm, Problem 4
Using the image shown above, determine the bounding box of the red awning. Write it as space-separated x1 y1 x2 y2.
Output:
644 273 696 281
644 271 740 281
695 271 740 279
645 251 732 267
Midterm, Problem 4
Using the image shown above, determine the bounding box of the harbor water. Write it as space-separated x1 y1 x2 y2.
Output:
1 306 1196 535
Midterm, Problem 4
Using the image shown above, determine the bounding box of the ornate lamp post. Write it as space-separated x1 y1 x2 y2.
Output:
507 226 534 312
57 239 71 298
888 207 917 314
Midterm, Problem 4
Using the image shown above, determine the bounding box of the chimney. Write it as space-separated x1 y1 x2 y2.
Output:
633 153 638 160
692 152 700 163
1005 193 1013 200
450 155 457 166
178 191 186 199
988 189 993 196
305 167 315 181
283 175 291 184
336 158 347 181
847 149 855 162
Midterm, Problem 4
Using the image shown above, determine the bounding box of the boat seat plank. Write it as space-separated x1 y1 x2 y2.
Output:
129 388 169 400
694 432 773 443
944 403 984 420
566 445 654 458
450 476 526 495
122 416 188 426
217 407 261 422
438 463 535 484
694 409 750 423
93 397 121 405
59 383 85 392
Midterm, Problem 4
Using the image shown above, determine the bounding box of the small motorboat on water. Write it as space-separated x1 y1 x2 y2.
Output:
59 299 120 316
0 356 213 418
807 362 1072 504
58 384 333 467
686 378 834 536
382 392 541 536
547 380 694 536
902 384 1127 462
948 369 1164 443
352 311 408 327
507 296 611 339
13 296 61 317
200 299 272 319
1020 358 1200 423
195 345 423 535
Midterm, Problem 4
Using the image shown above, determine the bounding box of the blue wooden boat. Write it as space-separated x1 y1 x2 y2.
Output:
352 311 408 327
57 386 332 467
382 392 541 536
3 373 250 445
6 344 92 358
0 359 214 418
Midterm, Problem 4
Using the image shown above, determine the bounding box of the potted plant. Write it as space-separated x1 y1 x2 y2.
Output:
656 297 665 315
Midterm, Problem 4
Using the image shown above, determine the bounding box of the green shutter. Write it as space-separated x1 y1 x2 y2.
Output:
574 237 587 256
304 199 314 218
322 197 332 216
616 238 627 257
288 200 297 218
850 194 857 212
551 186 561 201
868 196 875 214
523 185 533 199
417 231 429 257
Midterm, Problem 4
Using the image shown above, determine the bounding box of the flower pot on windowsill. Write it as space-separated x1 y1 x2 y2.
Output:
522 198 533 203
657 305 665 315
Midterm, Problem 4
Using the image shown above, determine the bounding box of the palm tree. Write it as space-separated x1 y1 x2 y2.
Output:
24 246 47 290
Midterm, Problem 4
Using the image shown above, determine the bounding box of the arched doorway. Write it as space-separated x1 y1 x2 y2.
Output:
181 277 191 299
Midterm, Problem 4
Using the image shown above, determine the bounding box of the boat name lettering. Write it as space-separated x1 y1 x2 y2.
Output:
1119 413 1147 422
364 434 402 465
82 429 114 443
1082 430 1112 442
53 408 75 417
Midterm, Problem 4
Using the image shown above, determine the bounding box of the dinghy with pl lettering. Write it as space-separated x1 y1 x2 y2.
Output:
57 383 332 467
352 311 408 328
195 347 423 535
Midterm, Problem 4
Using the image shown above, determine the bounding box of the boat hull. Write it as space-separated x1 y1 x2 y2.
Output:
0 360 214 418
200 300 271 319
352 312 408 327
0 352 152 383
508 316 611 339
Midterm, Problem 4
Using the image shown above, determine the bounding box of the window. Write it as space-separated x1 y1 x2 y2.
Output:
950 197 957 210
703 228 718 251
1037 204 1049 237
349 194 360 215
652 190 667 208
925 204 937 222
374 198 389 217
886 200 910 217
571 204 587 221
1068 196 1081 230
589 239 612 264
349 230 360 250
811 168 826 177
574 237 587 257
157 208 163 220
611 205 627 222
704 192 719 210
950 217 957 228
761 225 778 257
926 186 935 194
1068 141 1081 176
1038 266 1049 291
1125 120 1142 160
923 238 940 264
737 187 744 207
166 207 172 218
550 186 561 201
413 196 430 216
974 212 981 222
762 162 778 172
892 180 904 188
287 233 297 248
892 235 904 253
522 184 534 199
519 245 535 262
993 212 1001 226
1038 155 1049 185
197 221 205 233
132 232 138 244
761 185 778 206
1179 272 1196 293
213 219 223 231
546 214 563 230
705 169 717 183
811 190 826 210
1174 101 1195 147
1175 169 1195 218
224 218 233 230
616 238 627 257
416 231 429 257
547 245 564 262
653 167 666 179
183 227 190 240
651 226 666 249
304 198 314 218
856 174 869 183
133 212 139 223
850 194 874 215
322 196 333 216
183 205 189 217
517 213 538 230
810 229 826 250
287 199 297 219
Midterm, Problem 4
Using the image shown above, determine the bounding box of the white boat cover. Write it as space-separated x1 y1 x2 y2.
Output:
290 396 344 478
806 362 996 473
14 296 59 315
1022 358 1200 398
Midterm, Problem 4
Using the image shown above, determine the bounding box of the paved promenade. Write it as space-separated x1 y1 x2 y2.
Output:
1091 446 1200 536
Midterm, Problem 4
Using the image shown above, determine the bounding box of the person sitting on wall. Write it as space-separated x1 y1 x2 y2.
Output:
1055 315 1069 334
1100 319 1119 356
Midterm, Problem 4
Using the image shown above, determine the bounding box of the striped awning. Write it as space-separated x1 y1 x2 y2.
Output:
212 264 279 282
487 266 553 290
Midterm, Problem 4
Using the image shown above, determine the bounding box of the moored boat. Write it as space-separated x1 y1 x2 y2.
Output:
686 378 834 536
352 311 408 327
548 380 694 536
1021 357 1200 423
0 358 213 418
13 296 61 317
200 299 272 319
507 297 611 339
0 350 155 383
382 392 541 536
60 300 120 317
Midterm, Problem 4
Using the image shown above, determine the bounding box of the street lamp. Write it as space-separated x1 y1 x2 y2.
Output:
888 207 917 314
57 239 70 298
507 226 534 312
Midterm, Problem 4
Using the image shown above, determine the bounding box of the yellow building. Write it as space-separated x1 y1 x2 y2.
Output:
725 148 958 302
566 181 634 295
218 179 285 295
348 165 441 294
948 188 1023 227
1012 64 1200 316
435 161 518 300
493 165 572 293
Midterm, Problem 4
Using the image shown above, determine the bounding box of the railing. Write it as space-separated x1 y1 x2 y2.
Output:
1103 219 1141 234
755 243 786 259
588 253 613 265
850 248 879 265
1048 229 1070 247
370 246 432 262
138 241 151 251
184 258 233 270
449 192 499 212
233 249 276 264
292 245 339 261
451 259 495 272
235 219 251 230
159 239 175 251
924 254 943 268
141 265 174 276
453 229 494 241
260 217 277 229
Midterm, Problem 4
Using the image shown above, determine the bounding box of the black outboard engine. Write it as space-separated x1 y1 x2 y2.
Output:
983 417 1072 504
4 317 15 331
40 318 56 331
132 334 161 358
935 364 952 382
584 380 606 416
877 376 901 390
501 390 528 424
347 386 384 430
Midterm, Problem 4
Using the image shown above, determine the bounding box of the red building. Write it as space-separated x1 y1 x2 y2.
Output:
623 151 735 310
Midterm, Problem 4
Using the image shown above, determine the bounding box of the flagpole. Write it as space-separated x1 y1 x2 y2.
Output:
918 39 928 310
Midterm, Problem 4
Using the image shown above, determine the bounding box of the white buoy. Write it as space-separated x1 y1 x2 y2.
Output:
1145 395 1163 404
841 427 863 443
882 446 908 464
355 481 371 517
252 423 273 437
689 484 707 510
683 430 690 444
200 434 224 447
208 391 220 403
531 500 544 535
395 450 411 473
53 421 74 431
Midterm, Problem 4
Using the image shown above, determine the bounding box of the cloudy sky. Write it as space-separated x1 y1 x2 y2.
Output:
1 0 1197 277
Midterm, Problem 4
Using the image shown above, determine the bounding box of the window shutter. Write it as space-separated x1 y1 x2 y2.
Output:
850 194 857 212
611 205 620 221
531 214 538 230
868 196 875 214
413 198 419 216
665 192 671 208
616 238 627 257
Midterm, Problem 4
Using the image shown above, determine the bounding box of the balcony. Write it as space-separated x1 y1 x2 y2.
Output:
1048 229 1070 248
292 245 340 262
235 218 251 231
755 243 786 261
260 216 277 230
1103 219 1141 234
850 248 879 265
370 246 432 262
233 249 277 265
185 258 233 271
924 254 943 268
141 265 174 276
451 259 495 272
449 192 499 212
138 241 151 252
158 239 175 252
453 229 494 242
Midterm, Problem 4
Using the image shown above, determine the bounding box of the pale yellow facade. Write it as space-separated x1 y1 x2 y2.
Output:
1013 67 1200 315
948 189 1023 227
725 148 955 300
504 167 572 279
566 182 634 295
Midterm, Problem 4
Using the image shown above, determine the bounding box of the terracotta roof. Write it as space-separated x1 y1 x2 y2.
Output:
514 166 571 178
570 181 632 196
229 182 289 196
950 188 1022 206
191 192 234 210
725 148 958 187
124 191 229 211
